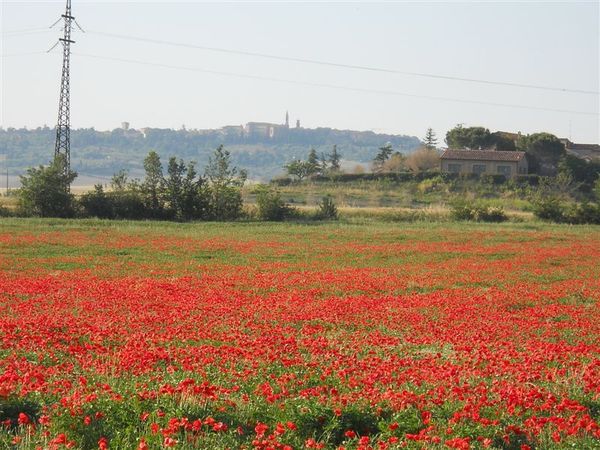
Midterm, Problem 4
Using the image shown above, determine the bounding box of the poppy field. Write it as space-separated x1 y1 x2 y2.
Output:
0 219 599 449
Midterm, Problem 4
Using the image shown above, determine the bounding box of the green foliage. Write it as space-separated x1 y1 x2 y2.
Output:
450 202 508 222
141 151 166 218
517 132 565 175
315 195 338 220
328 145 341 172
373 144 393 173
285 160 314 181
417 175 446 194
78 147 242 221
205 145 246 220
445 125 493 149
423 127 438 149
0 202 10 217
533 198 600 224
80 184 114 219
0 397 40 430
108 172 146 220
165 158 208 221
558 154 600 190
205 145 247 189
18 155 77 218
255 186 294 221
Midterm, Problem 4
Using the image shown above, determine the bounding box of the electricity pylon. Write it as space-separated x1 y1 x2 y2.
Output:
50 0 83 172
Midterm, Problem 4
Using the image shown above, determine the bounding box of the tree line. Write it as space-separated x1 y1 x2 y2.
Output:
17 146 247 220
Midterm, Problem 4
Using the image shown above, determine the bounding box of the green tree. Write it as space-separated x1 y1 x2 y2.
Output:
423 128 438 149
180 161 208 220
319 152 329 174
558 154 600 188
18 155 77 217
141 151 165 217
205 145 247 188
205 145 246 220
255 185 292 221
165 157 185 219
517 133 565 175
329 145 341 172
306 148 320 176
285 160 313 181
80 184 114 219
108 169 145 220
445 125 492 149
165 158 208 220
373 144 393 173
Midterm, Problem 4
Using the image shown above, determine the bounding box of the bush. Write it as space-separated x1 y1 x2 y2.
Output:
18 155 77 218
207 186 244 221
450 202 508 222
532 197 565 222
79 185 114 219
418 175 446 194
449 202 475 221
532 196 600 224
315 195 338 220
514 174 540 186
480 174 507 185
0 203 10 217
255 187 293 221
567 202 600 224
474 206 508 222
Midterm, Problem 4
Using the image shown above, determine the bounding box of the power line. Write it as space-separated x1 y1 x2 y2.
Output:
86 30 600 96
1 27 53 36
0 51 47 58
74 52 599 117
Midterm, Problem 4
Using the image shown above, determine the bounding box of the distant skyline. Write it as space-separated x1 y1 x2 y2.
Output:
1 1 599 143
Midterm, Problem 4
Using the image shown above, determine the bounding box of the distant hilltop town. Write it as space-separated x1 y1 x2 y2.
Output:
221 111 300 140
125 111 304 141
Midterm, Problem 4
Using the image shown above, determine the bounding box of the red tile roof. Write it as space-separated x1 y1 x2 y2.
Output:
441 149 526 162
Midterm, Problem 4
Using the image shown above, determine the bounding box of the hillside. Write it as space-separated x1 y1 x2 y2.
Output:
0 126 421 183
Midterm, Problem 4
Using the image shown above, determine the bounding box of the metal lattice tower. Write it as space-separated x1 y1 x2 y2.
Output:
53 0 76 171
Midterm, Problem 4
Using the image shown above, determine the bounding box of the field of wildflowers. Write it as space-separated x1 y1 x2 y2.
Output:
0 219 598 449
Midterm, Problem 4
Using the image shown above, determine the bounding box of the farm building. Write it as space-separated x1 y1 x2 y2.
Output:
440 149 528 177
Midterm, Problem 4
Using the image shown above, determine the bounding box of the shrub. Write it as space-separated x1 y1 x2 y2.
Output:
480 174 507 185
450 202 476 221
109 190 146 220
18 155 77 218
532 197 565 222
256 187 293 221
474 206 508 222
79 185 114 219
315 195 338 220
418 175 446 194
450 202 508 222
568 202 600 224
207 185 244 221
0 203 10 217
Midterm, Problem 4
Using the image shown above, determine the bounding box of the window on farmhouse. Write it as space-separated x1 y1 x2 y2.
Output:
497 165 512 176
448 163 461 173
472 164 487 175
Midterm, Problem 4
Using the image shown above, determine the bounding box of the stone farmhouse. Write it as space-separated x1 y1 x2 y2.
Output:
440 149 528 178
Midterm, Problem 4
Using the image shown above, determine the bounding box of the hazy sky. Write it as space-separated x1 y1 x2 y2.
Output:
1 1 599 143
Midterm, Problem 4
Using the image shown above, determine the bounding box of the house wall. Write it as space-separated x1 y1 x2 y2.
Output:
440 159 524 177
